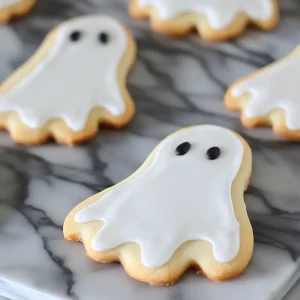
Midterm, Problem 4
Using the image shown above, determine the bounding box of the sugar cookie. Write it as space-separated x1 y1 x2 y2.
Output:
129 0 279 41
64 125 253 285
0 15 136 145
225 45 300 140
0 0 35 23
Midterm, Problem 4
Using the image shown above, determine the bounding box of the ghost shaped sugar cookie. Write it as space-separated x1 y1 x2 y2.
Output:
0 15 136 145
225 45 300 140
129 0 279 41
0 0 35 23
64 125 253 285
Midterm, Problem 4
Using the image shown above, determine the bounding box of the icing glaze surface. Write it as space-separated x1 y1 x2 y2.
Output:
75 125 244 268
0 15 128 131
232 52 300 130
138 0 274 29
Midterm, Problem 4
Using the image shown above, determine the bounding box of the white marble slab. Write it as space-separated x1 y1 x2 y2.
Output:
285 280 300 300
0 0 300 299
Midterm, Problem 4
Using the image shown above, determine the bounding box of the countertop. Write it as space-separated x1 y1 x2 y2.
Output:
1 0 300 299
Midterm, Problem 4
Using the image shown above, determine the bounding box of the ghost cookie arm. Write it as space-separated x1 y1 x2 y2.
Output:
63 147 156 242
225 80 277 130
64 192 104 242
225 48 300 140
64 190 126 265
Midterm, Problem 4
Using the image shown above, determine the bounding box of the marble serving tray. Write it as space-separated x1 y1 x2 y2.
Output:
1 0 300 299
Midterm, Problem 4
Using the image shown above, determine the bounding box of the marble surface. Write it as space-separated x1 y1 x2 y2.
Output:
1 0 300 299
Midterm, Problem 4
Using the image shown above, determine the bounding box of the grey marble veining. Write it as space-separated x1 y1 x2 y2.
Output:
1 0 300 299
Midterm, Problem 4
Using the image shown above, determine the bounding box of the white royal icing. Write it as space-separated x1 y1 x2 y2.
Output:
0 0 21 9
0 15 129 131
232 53 300 130
138 0 274 29
75 125 244 268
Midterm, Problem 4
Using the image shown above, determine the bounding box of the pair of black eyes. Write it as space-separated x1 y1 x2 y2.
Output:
69 31 109 44
175 142 221 160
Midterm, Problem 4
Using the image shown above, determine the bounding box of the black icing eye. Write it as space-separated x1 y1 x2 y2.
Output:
99 32 109 44
206 147 221 160
70 31 81 42
176 142 191 156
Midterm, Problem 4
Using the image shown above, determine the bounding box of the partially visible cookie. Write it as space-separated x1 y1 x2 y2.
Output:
225 45 300 140
129 0 279 41
64 124 253 285
0 0 35 23
0 15 136 145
